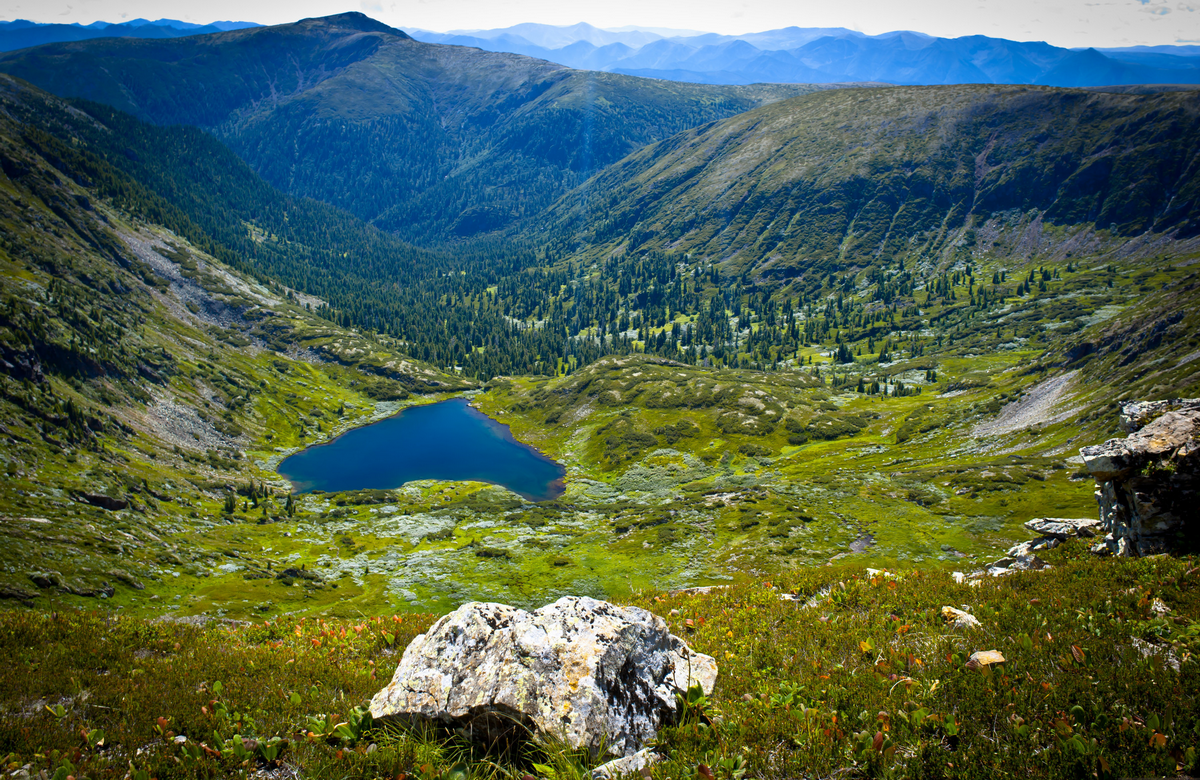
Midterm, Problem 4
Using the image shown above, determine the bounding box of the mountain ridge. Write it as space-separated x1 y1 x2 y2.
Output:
547 84 1200 279
0 17 260 52
0 14 829 243
406 22 1200 87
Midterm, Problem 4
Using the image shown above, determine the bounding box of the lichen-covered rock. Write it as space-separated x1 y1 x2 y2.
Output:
1079 399 1199 557
369 596 717 758
1119 399 1197 433
941 606 981 629
1023 517 1100 539
1080 403 1200 479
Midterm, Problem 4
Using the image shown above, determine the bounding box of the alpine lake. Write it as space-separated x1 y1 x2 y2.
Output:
278 397 566 501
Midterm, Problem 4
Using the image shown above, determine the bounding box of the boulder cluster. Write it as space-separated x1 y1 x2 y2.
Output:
979 516 1101 576
1080 399 1199 557
969 398 1198 576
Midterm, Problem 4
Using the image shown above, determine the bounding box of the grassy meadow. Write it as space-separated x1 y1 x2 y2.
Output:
1 545 1197 779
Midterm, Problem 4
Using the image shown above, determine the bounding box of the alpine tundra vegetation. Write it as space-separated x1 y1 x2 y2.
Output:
0 11 1197 780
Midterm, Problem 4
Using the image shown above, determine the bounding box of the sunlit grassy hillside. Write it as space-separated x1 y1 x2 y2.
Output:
1 548 1197 779
549 85 1200 271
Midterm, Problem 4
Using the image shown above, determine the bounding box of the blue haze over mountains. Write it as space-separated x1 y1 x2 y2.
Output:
1 16 1198 86
0 18 258 52
407 21 1200 88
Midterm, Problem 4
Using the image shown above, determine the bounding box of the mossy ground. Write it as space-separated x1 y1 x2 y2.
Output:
468 352 1094 594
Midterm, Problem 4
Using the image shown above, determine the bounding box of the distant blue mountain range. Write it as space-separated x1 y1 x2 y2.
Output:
0 18 259 52
3 16 1197 87
407 21 1200 88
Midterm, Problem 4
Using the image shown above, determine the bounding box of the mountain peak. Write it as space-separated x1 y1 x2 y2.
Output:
296 12 408 38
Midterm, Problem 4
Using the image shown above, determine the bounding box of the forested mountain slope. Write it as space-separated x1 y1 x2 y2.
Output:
0 74 482 611
0 75 621 377
0 50 1198 617
0 13 824 243
548 85 1200 279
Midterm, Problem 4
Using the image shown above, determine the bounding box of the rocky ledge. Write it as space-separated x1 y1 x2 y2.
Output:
369 596 717 758
1080 399 1199 557
986 517 1101 575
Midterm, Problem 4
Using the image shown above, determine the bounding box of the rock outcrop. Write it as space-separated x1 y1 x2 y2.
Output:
959 517 1097 581
1023 517 1101 540
77 492 129 511
1079 399 1199 557
369 596 717 758
981 517 1097 576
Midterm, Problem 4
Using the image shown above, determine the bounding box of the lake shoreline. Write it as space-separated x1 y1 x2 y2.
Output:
277 394 567 501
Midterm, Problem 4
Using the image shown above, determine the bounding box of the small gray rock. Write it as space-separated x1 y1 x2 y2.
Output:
592 747 661 779
1023 518 1100 539
1130 637 1181 672
1005 538 1059 558
1009 554 1048 572
986 553 1048 577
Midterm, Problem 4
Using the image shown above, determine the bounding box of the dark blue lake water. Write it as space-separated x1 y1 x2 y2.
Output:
278 398 565 501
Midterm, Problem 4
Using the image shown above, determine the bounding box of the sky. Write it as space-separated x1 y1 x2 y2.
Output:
5 0 1199 48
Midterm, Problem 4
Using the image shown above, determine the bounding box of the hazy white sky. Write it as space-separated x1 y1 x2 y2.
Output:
6 0 1199 48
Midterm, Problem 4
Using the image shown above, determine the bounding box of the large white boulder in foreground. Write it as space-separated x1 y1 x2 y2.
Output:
369 596 717 758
